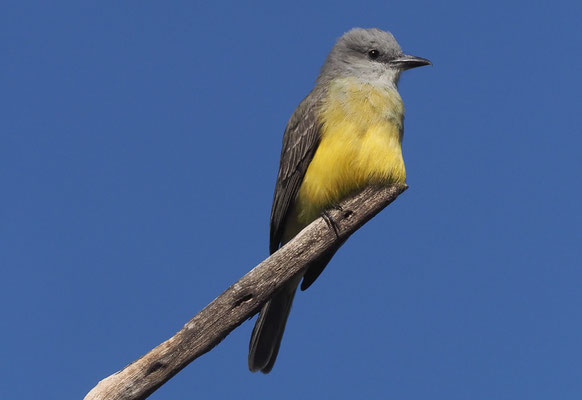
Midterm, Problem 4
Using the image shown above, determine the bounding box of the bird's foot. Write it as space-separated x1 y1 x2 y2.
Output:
321 210 340 239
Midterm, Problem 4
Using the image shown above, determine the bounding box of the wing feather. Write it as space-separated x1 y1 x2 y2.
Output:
269 91 324 254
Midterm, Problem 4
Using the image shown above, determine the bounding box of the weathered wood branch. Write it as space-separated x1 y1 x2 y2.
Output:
84 183 407 400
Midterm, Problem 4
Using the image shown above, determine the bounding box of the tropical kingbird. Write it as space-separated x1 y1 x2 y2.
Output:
249 28 430 373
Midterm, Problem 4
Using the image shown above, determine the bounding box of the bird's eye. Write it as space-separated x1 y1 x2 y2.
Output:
368 49 380 59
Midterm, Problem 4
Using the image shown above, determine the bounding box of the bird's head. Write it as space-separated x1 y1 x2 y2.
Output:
318 28 431 87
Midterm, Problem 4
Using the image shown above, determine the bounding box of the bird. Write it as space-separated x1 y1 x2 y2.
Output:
248 27 431 373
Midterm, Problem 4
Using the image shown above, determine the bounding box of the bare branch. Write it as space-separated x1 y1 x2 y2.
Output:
84 184 407 400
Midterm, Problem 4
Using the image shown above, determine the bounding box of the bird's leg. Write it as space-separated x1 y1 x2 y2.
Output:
321 210 340 239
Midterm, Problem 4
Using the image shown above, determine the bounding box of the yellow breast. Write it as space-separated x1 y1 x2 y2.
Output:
295 77 406 225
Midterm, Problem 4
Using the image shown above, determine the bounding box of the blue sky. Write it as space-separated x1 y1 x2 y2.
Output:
1 1 581 399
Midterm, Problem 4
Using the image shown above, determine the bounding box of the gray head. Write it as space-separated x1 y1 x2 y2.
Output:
317 28 430 86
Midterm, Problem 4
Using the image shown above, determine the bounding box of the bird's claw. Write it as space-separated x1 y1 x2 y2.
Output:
322 210 340 239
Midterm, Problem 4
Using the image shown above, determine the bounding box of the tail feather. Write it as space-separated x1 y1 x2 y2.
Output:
248 248 341 372
300 240 345 291
248 278 300 373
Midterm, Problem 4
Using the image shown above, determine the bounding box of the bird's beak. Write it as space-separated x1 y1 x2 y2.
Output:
390 54 432 70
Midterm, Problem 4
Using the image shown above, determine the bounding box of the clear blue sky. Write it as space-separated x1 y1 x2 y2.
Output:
2 1 581 399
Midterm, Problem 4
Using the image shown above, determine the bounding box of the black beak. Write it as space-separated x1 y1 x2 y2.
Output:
390 54 432 70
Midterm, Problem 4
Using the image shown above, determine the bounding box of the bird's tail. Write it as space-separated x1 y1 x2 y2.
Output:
248 276 301 373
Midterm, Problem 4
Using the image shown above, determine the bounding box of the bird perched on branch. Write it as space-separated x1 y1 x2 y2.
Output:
249 27 431 373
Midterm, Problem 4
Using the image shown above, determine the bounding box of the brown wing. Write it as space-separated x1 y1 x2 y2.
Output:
269 91 323 254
